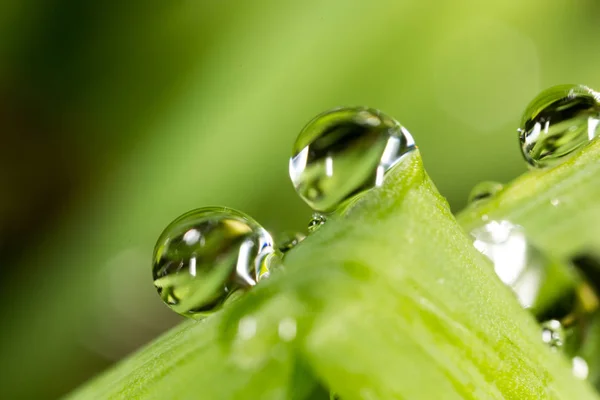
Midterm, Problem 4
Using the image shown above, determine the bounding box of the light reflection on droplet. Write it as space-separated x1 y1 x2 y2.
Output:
471 220 543 308
183 228 201 245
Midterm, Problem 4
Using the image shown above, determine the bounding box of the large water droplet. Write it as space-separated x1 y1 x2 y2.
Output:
289 107 416 212
519 84 600 168
541 319 565 350
152 207 275 318
308 213 327 233
467 181 503 203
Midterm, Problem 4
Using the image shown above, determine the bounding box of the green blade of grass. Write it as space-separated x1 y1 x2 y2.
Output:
457 139 600 258
67 151 598 399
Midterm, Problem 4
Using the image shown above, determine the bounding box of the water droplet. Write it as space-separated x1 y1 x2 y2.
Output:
308 213 327 233
289 106 416 212
152 207 275 318
471 220 543 308
519 84 600 168
550 198 561 207
277 232 306 253
467 181 504 203
541 319 565 350
572 356 589 380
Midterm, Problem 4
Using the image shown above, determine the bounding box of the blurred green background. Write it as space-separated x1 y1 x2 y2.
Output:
1 0 599 398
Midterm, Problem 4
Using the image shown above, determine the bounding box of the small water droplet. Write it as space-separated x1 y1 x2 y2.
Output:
550 198 561 207
277 317 297 342
467 181 504 203
572 356 589 380
277 232 306 253
541 319 565 350
519 84 600 168
308 213 327 233
152 207 275 318
289 106 416 212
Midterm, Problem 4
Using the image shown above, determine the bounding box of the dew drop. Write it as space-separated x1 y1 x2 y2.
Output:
308 213 327 233
467 181 504 203
277 231 306 253
541 319 565 350
289 107 416 212
152 207 275 318
572 356 589 380
471 220 542 308
519 84 600 168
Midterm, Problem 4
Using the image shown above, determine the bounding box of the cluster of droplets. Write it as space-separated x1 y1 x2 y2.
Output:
151 84 600 387
152 106 418 318
470 219 599 380
464 83 600 381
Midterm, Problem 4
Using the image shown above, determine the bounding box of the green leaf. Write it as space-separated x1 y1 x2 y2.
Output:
457 140 600 259
66 151 599 399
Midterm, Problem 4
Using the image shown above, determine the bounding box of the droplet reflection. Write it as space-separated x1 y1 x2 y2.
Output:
290 107 416 212
152 207 275 318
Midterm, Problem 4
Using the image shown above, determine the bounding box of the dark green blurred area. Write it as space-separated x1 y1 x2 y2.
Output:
1 0 599 398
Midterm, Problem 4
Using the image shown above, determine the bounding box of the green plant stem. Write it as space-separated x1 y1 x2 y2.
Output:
67 151 598 400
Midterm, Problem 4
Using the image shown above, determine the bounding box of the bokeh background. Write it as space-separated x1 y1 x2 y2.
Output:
1 0 599 398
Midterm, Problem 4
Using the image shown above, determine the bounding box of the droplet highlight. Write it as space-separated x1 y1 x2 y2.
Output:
471 220 543 309
152 207 275 318
541 319 565 350
572 356 590 380
308 213 327 233
467 181 503 203
290 106 416 212
519 84 600 168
